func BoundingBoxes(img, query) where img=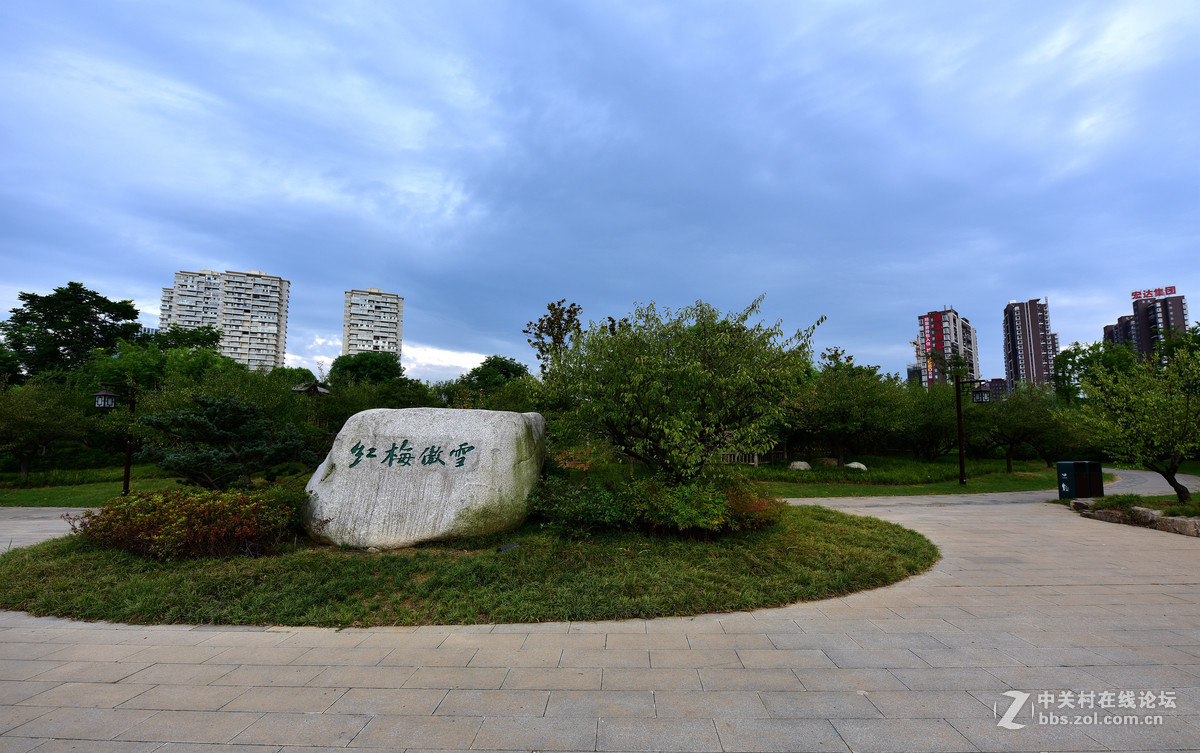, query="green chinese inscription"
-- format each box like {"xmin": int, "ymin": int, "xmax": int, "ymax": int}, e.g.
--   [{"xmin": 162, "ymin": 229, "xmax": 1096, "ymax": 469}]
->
[{"xmin": 348, "ymin": 439, "xmax": 476, "ymax": 470}]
